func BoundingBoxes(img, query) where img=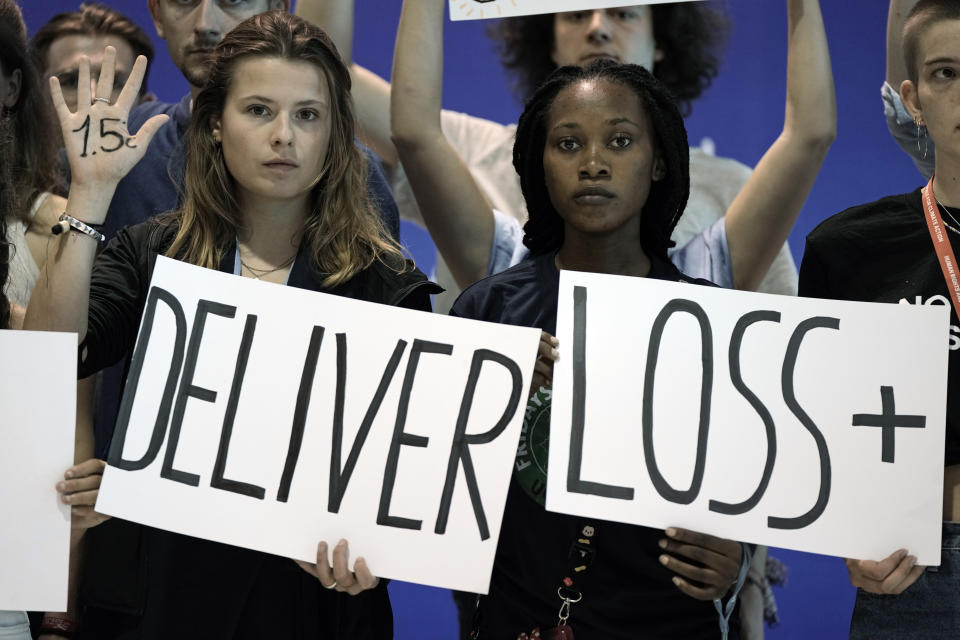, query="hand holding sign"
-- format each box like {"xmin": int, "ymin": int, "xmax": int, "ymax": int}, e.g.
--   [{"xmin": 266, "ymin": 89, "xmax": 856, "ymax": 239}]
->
[
  {"xmin": 531, "ymin": 331, "xmax": 560, "ymax": 397},
  {"xmin": 845, "ymin": 550, "xmax": 924, "ymax": 596},
  {"xmin": 659, "ymin": 527, "xmax": 743, "ymax": 600},
  {"xmin": 95, "ymin": 257, "xmax": 540, "ymax": 593},
  {"xmin": 295, "ymin": 539, "xmax": 381, "ymax": 595},
  {"xmin": 50, "ymin": 46, "xmax": 168, "ymax": 204},
  {"xmin": 56, "ymin": 459, "xmax": 110, "ymax": 530}
]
